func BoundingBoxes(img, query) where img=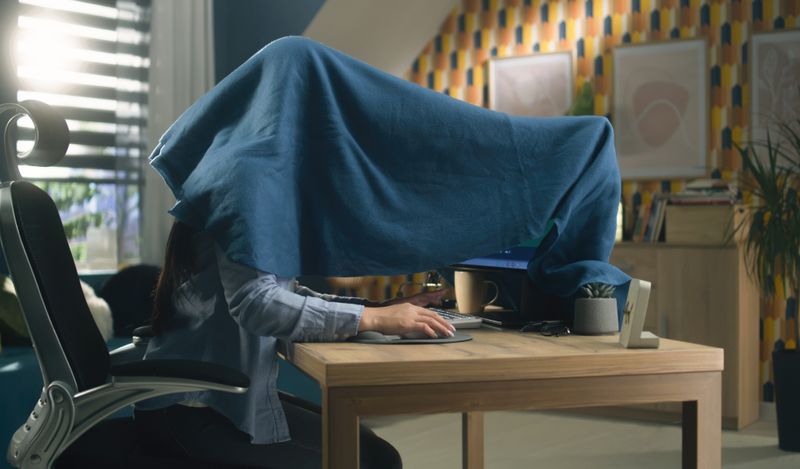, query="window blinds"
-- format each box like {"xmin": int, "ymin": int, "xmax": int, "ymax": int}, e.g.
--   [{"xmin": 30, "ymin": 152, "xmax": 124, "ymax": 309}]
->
[{"xmin": 15, "ymin": 0, "xmax": 150, "ymax": 184}]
